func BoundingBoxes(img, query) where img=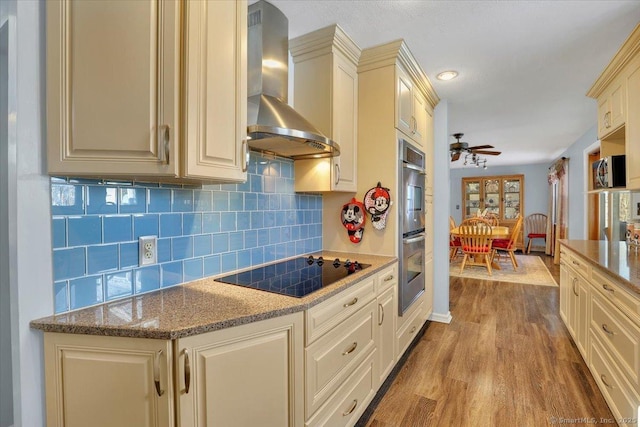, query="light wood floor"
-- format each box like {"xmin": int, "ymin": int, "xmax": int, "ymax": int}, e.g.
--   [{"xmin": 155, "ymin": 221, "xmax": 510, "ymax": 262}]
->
[{"xmin": 360, "ymin": 254, "xmax": 615, "ymax": 427}]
